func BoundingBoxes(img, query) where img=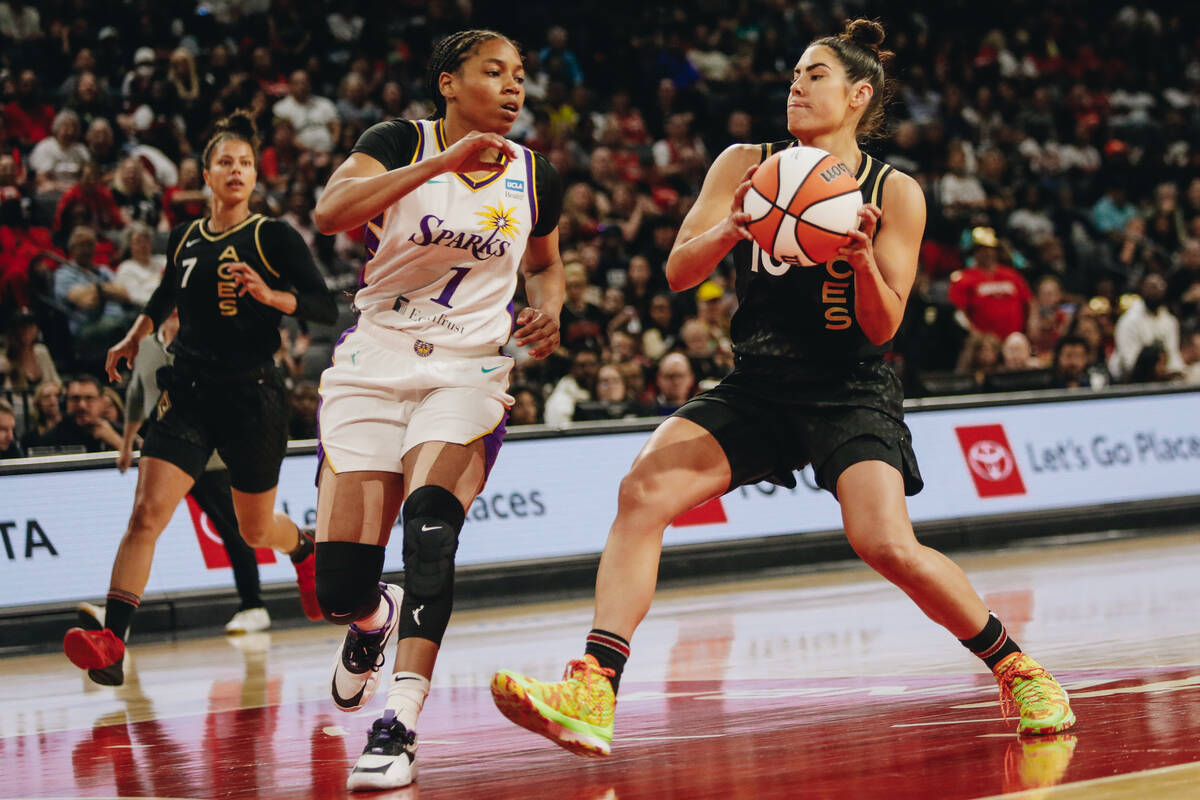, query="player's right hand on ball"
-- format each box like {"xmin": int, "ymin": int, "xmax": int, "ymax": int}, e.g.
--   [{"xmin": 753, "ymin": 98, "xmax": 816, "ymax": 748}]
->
[
  {"xmin": 437, "ymin": 131, "xmax": 518, "ymax": 175},
  {"xmin": 725, "ymin": 164, "xmax": 758, "ymax": 242},
  {"xmin": 105, "ymin": 336, "xmax": 139, "ymax": 382}
]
